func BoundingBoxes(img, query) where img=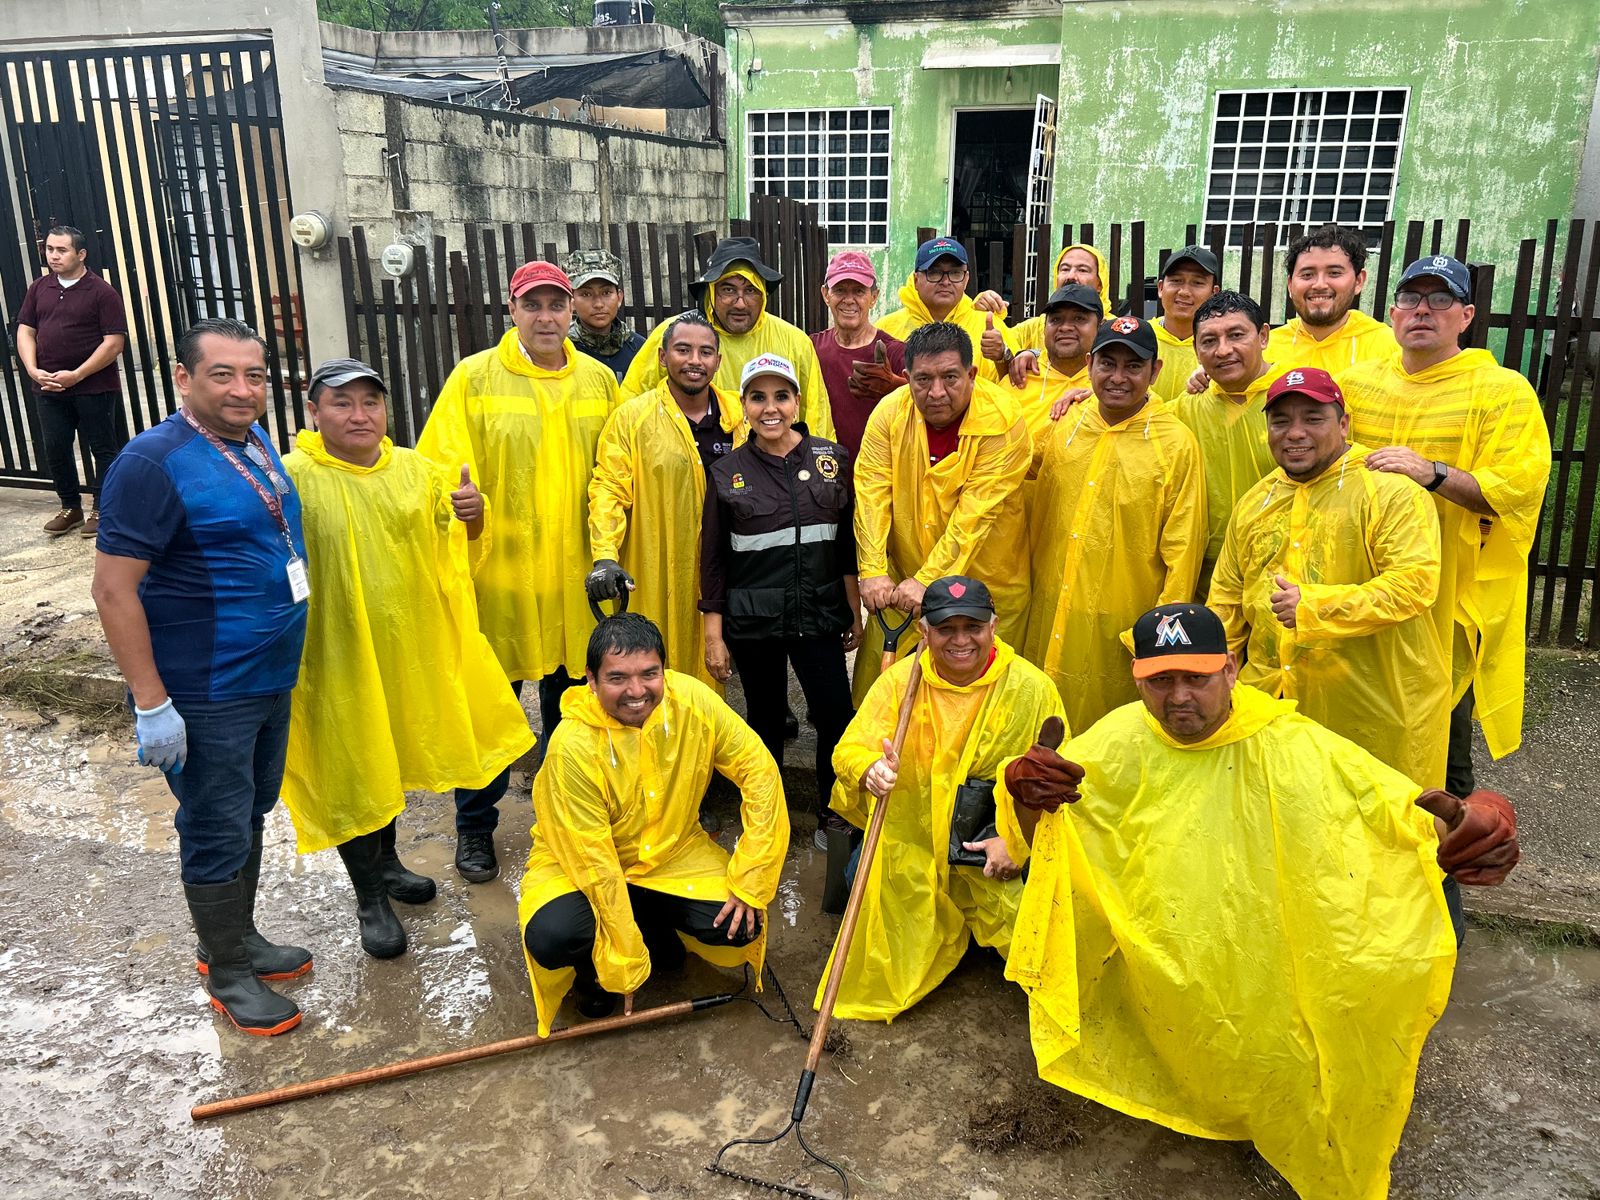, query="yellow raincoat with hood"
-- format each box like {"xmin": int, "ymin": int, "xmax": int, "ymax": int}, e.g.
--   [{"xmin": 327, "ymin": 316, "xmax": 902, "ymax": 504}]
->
[
  {"xmin": 1149, "ymin": 319, "xmax": 1202, "ymax": 403},
  {"xmin": 1169, "ymin": 361, "xmax": 1288, "ymax": 588},
  {"xmin": 819, "ymin": 642, "xmax": 1065, "ymax": 1022},
  {"xmin": 1208, "ymin": 443, "xmax": 1449, "ymax": 788},
  {"xmin": 1022, "ymin": 397, "xmax": 1206, "ymax": 734},
  {"xmin": 879, "ymin": 275, "xmax": 1014, "ymax": 383},
  {"xmin": 281, "ymin": 433, "xmax": 536, "ymax": 853},
  {"xmin": 999, "ymin": 684, "xmax": 1456, "ymax": 1200},
  {"xmin": 1343, "ymin": 348, "xmax": 1552, "ymax": 757},
  {"xmin": 516, "ymin": 671, "xmax": 790, "ymax": 1036},
  {"xmin": 1269, "ymin": 309, "xmax": 1397, "ymax": 376},
  {"xmin": 1009, "ymin": 245, "xmax": 1113, "ymax": 356},
  {"xmin": 589, "ymin": 382, "xmax": 745, "ymax": 688},
  {"xmin": 416, "ymin": 330, "xmax": 620, "ymax": 681},
  {"xmin": 620, "ymin": 269, "xmax": 833, "ymax": 438},
  {"xmin": 852, "ymin": 380, "xmax": 1032, "ymax": 705},
  {"xmin": 1000, "ymin": 359, "xmax": 1090, "ymax": 453}
]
